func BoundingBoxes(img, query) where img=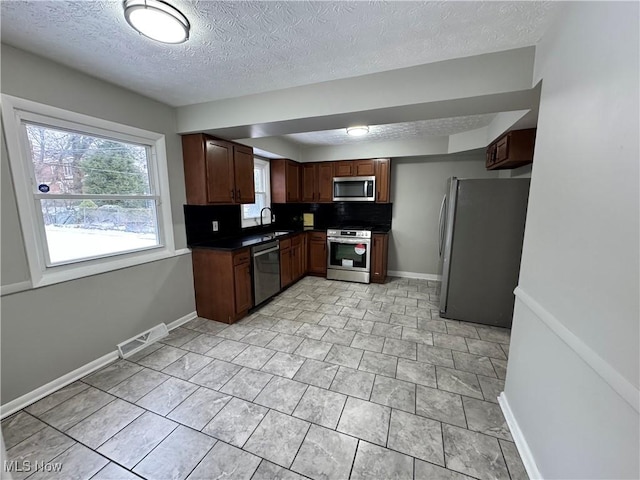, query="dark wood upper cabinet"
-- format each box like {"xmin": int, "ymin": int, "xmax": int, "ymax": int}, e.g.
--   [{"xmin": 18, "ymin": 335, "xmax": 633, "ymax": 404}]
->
[
  {"xmin": 301, "ymin": 162, "xmax": 334, "ymax": 203},
  {"xmin": 334, "ymin": 161, "xmax": 353, "ymax": 177},
  {"xmin": 486, "ymin": 128, "xmax": 536, "ymax": 170},
  {"xmin": 182, "ymin": 134, "xmax": 255, "ymax": 205},
  {"xmin": 271, "ymin": 159, "xmax": 300, "ymax": 203},
  {"xmin": 317, "ymin": 162, "xmax": 334, "ymax": 202},
  {"xmin": 353, "ymin": 159, "xmax": 375, "ymax": 176},
  {"xmin": 374, "ymin": 158, "xmax": 391, "ymax": 203},
  {"xmin": 233, "ymin": 144, "xmax": 256, "ymax": 204},
  {"xmin": 301, "ymin": 163, "xmax": 316, "ymax": 202}
]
